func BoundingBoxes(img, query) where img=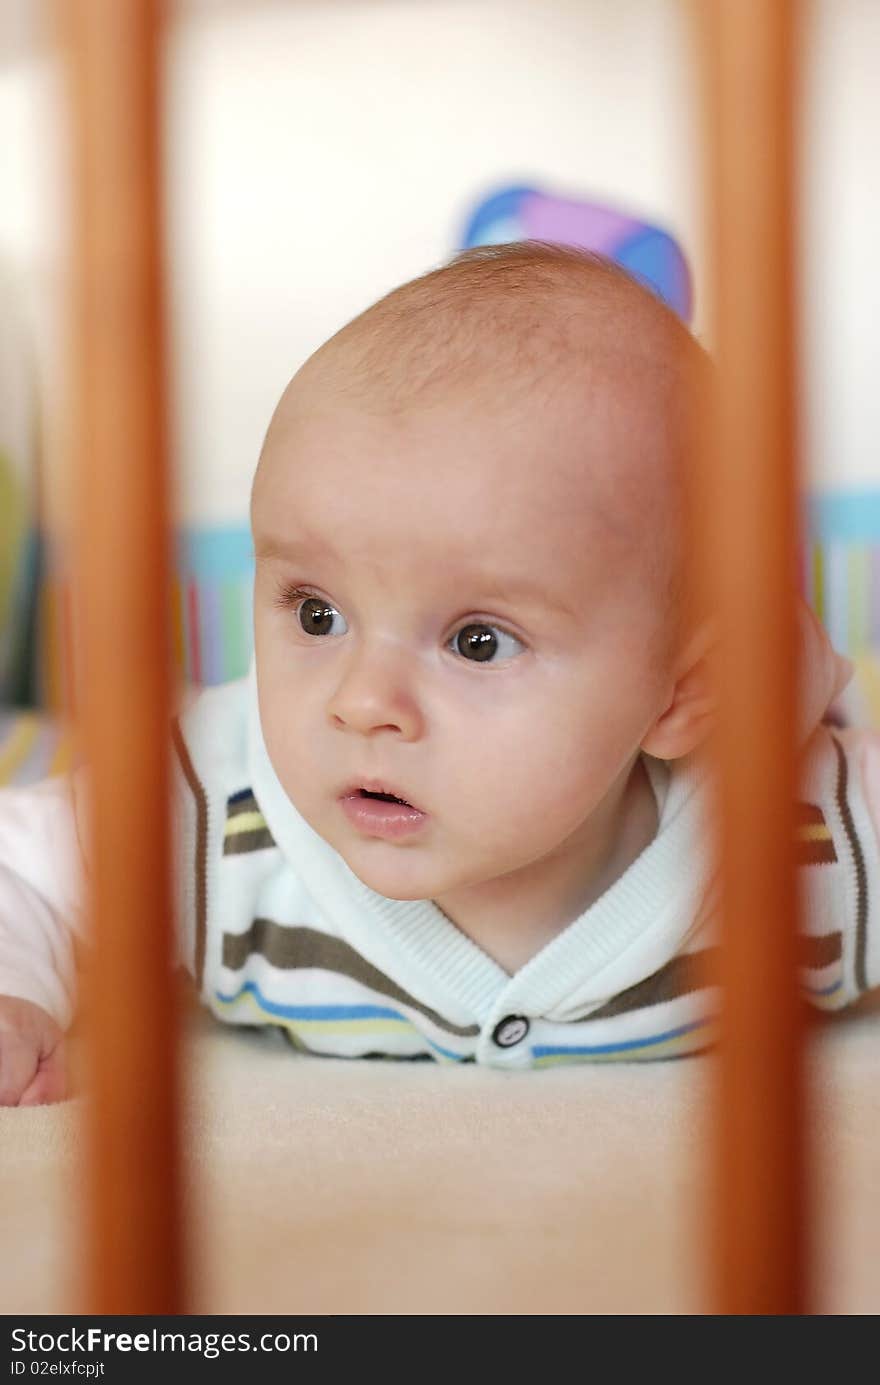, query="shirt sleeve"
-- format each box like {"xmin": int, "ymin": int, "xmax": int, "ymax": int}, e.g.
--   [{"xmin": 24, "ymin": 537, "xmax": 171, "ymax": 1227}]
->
[
  {"xmin": 0, "ymin": 771, "xmax": 88, "ymax": 1029},
  {"xmin": 0, "ymin": 685, "xmax": 210, "ymax": 1031}
]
